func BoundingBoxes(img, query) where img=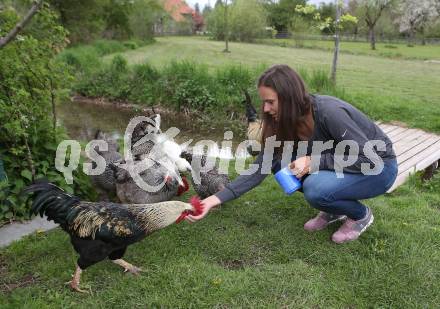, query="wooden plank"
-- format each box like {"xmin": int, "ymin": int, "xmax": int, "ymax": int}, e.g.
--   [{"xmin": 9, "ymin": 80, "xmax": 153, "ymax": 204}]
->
[
  {"xmin": 387, "ymin": 143, "xmax": 440, "ymax": 193},
  {"xmin": 377, "ymin": 121, "xmax": 440, "ymax": 192},
  {"xmin": 397, "ymin": 140, "xmax": 440, "ymax": 173},
  {"xmin": 397, "ymin": 136, "xmax": 440, "ymax": 164},
  {"xmin": 415, "ymin": 141, "xmax": 440, "ymax": 170},
  {"xmin": 394, "ymin": 133, "xmax": 435, "ymax": 156},
  {"xmin": 388, "ymin": 127, "xmax": 410, "ymax": 140},
  {"xmin": 391, "ymin": 128, "xmax": 424, "ymax": 144},
  {"xmin": 378, "ymin": 124, "xmax": 394, "ymax": 133},
  {"xmin": 379, "ymin": 124, "xmax": 400, "ymax": 134}
]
